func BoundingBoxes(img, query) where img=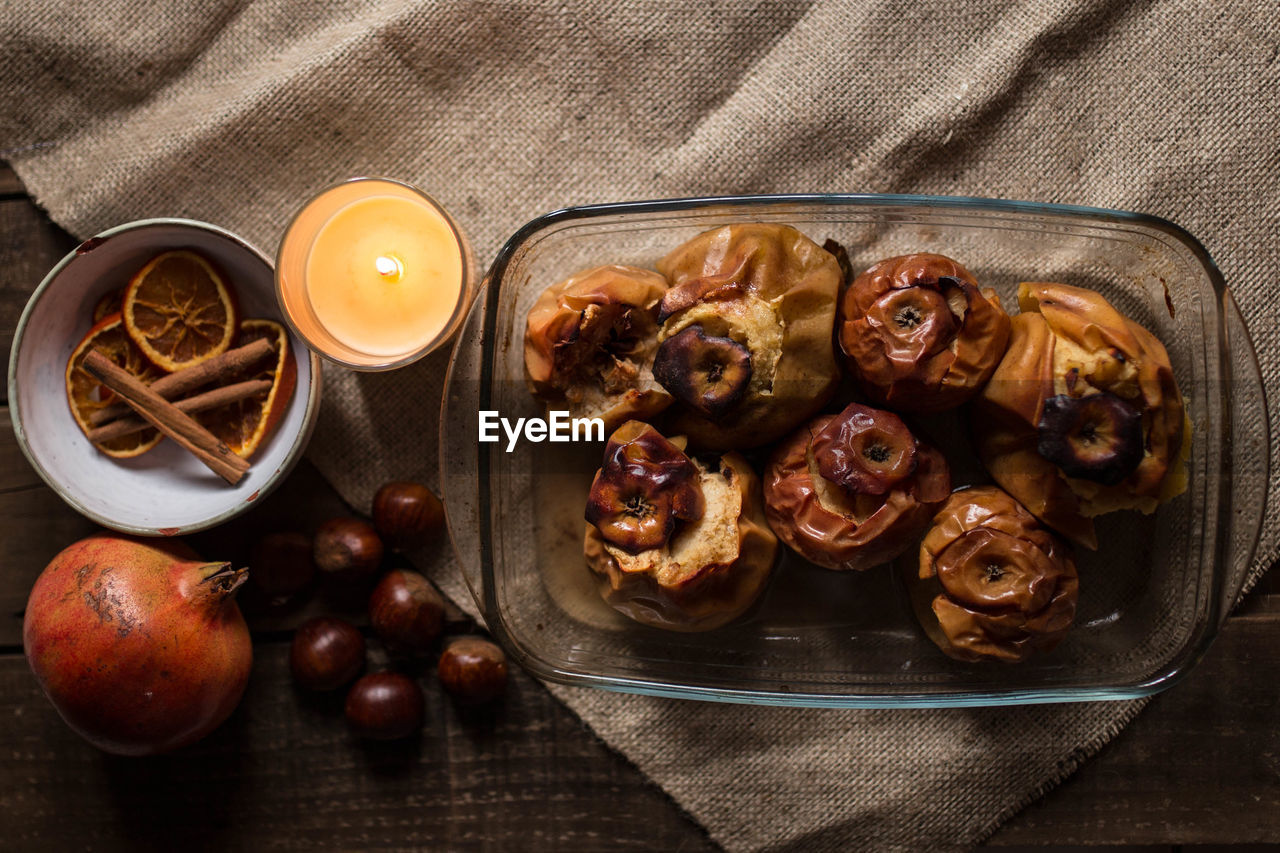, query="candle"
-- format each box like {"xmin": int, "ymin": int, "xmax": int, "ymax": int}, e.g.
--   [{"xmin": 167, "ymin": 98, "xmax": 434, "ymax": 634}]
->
[{"xmin": 276, "ymin": 178, "xmax": 474, "ymax": 370}]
